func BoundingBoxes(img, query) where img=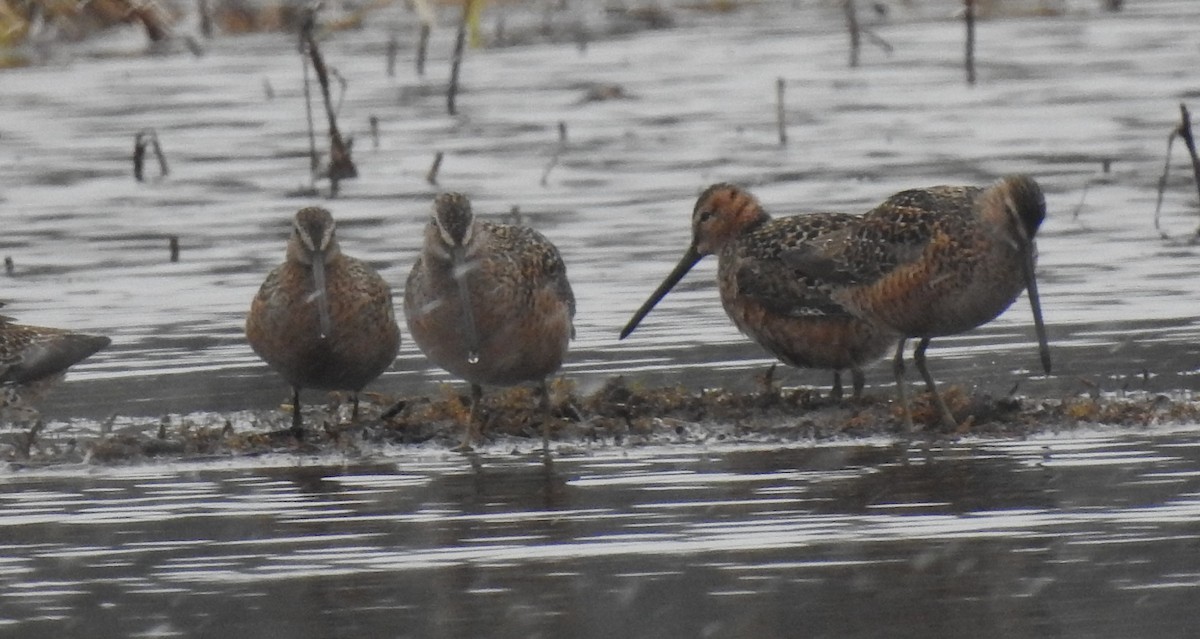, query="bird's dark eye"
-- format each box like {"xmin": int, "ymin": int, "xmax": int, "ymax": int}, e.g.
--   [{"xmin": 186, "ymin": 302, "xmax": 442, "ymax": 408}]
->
[{"xmin": 698, "ymin": 210, "xmax": 715, "ymax": 223}]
